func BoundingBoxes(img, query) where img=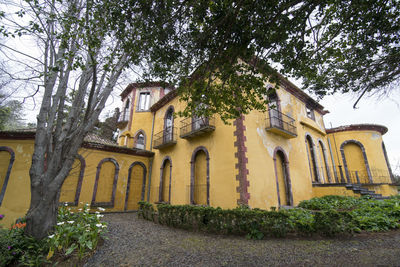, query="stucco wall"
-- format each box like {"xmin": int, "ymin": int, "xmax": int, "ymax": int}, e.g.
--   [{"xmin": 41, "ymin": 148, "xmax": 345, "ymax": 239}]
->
[
  {"xmin": 0, "ymin": 139, "xmax": 151, "ymax": 227},
  {"xmin": 148, "ymin": 97, "xmax": 238, "ymax": 209}
]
